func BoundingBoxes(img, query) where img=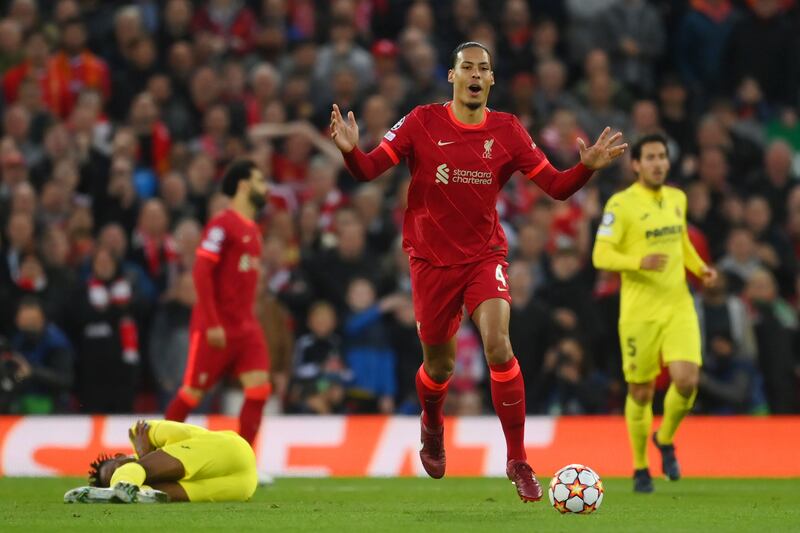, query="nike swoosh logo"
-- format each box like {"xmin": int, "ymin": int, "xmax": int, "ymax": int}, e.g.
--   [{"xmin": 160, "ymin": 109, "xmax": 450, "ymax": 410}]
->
[
  {"xmin": 502, "ymin": 399, "xmax": 522, "ymax": 407},
  {"xmin": 497, "ymin": 287, "xmax": 508, "ymax": 292},
  {"xmin": 437, "ymin": 140, "xmax": 455, "ymax": 146}
]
